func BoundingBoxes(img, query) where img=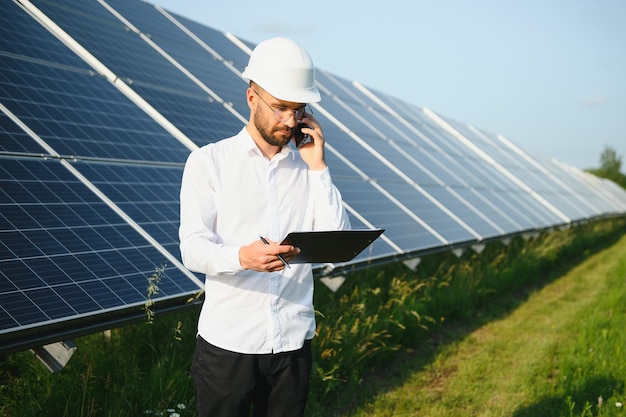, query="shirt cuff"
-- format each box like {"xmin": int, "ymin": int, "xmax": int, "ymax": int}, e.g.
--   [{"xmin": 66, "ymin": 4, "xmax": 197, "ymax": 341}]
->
[
  {"xmin": 220, "ymin": 245, "xmax": 244, "ymax": 274},
  {"xmin": 308, "ymin": 166, "xmax": 331, "ymax": 186}
]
